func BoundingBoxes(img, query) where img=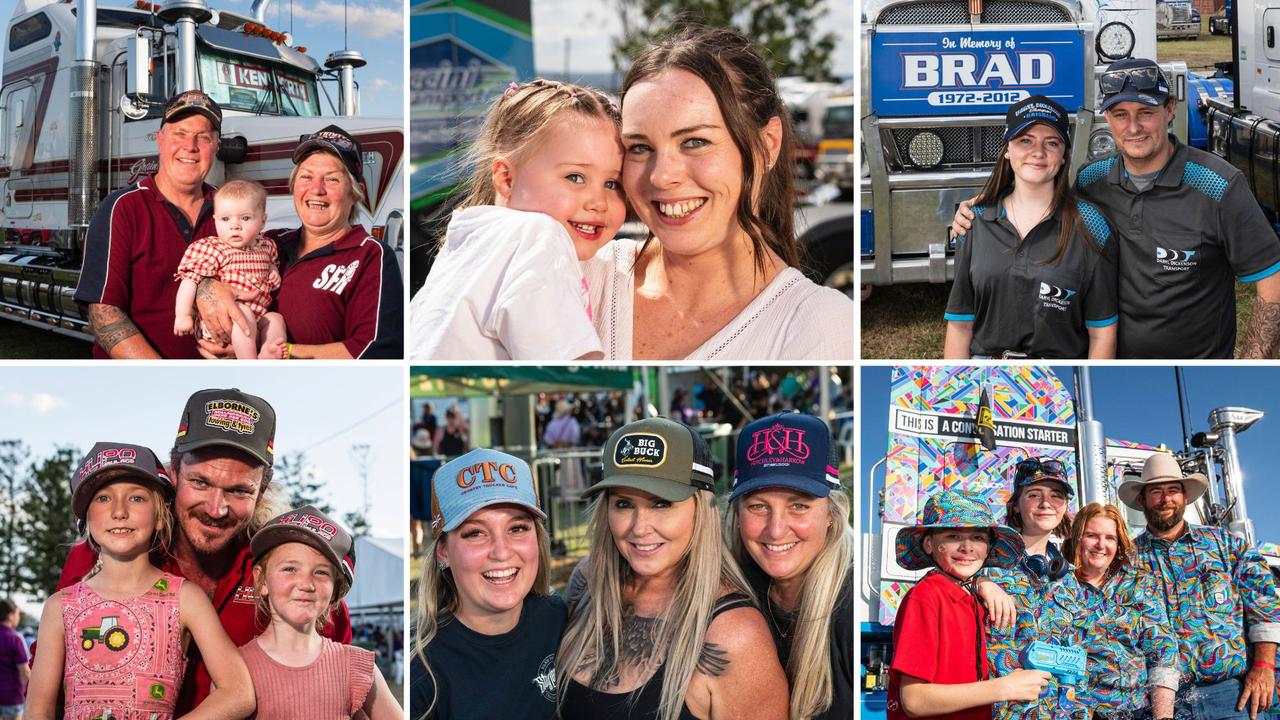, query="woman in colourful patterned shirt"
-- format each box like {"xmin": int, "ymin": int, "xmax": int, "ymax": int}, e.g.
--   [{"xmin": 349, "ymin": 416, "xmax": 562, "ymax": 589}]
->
[{"xmin": 1063, "ymin": 503, "xmax": 1179, "ymax": 719}]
